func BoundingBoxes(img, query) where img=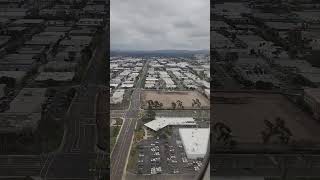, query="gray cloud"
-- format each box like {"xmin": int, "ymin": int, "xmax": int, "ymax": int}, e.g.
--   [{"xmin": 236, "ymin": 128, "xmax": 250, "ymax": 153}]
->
[
  {"xmin": 111, "ymin": 0, "xmax": 209, "ymax": 51},
  {"xmin": 173, "ymin": 20, "xmax": 194, "ymax": 28}
]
